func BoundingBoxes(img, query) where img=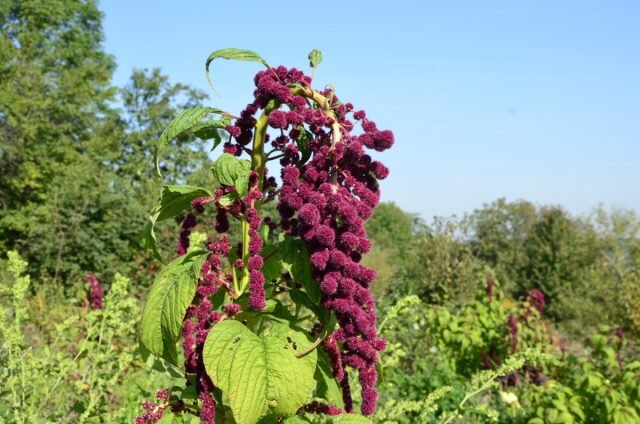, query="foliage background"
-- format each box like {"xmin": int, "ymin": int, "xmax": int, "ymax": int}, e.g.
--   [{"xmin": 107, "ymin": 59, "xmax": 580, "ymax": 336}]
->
[{"xmin": 1, "ymin": 0, "xmax": 639, "ymax": 422}]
